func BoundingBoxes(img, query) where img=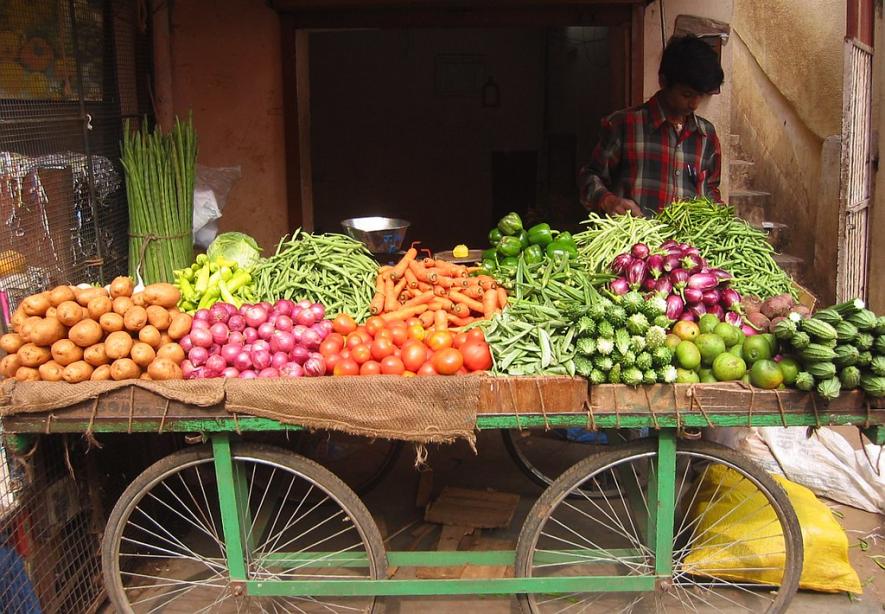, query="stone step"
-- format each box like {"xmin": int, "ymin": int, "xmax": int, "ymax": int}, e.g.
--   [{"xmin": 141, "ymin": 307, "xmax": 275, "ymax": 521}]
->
[
  {"xmin": 755, "ymin": 221, "xmax": 790, "ymax": 252},
  {"xmin": 729, "ymin": 189, "xmax": 770, "ymax": 225},
  {"xmin": 774, "ymin": 253, "xmax": 804, "ymax": 281},
  {"xmin": 729, "ymin": 159, "xmax": 755, "ymax": 191}
]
